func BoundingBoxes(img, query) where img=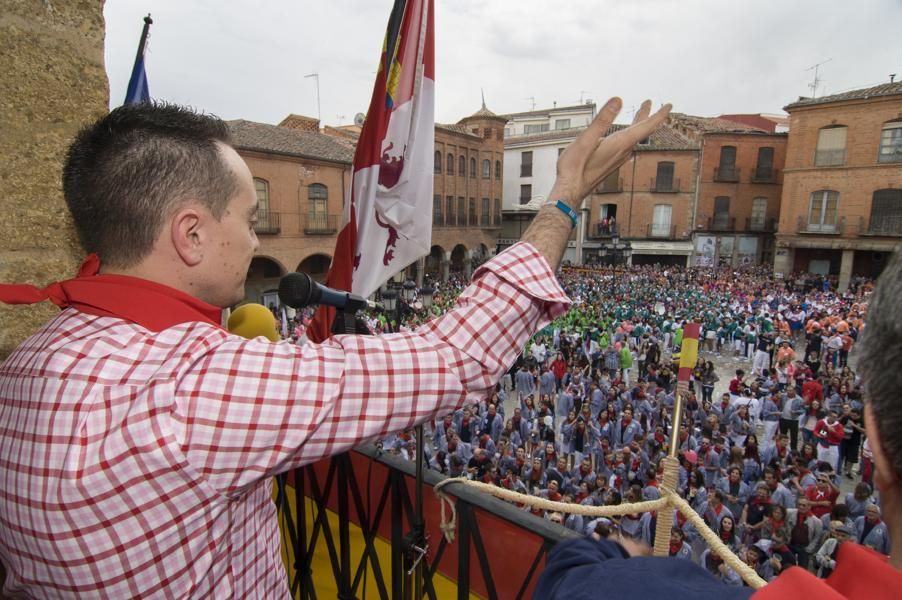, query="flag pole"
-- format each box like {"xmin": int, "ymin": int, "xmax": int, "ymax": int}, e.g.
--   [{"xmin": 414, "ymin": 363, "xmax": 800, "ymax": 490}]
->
[{"xmin": 133, "ymin": 14, "xmax": 153, "ymax": 68}]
